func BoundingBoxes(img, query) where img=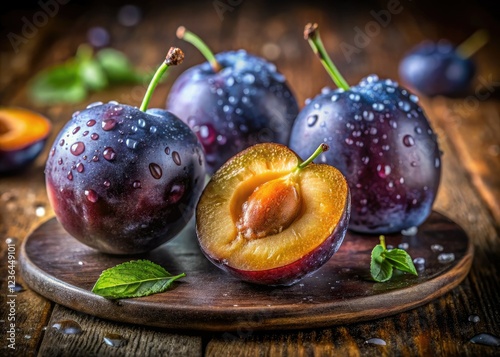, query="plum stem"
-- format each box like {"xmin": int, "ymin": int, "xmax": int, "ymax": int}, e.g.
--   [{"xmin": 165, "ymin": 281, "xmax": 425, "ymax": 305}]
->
[
  {"xmin": 297, "ymin": 143, "xmax": 329, "ymax": 170},
  {"xmin": 177, "ymin": 26, "xmax": 221, "ymax": 72},
  {"xmin": 140, "ymin": 47, "xmax": 184, "ymax": 112},
  {"xmin": 379, "ymin": 235, "xmax": 387, "ymax": 250},
  {"xmin": 456, "ymin": 29, "xmax": 489, "ymax": 59},
  {"xmin": 304, "ymin": 23, "xmax": 350, "ymax": 91}
]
